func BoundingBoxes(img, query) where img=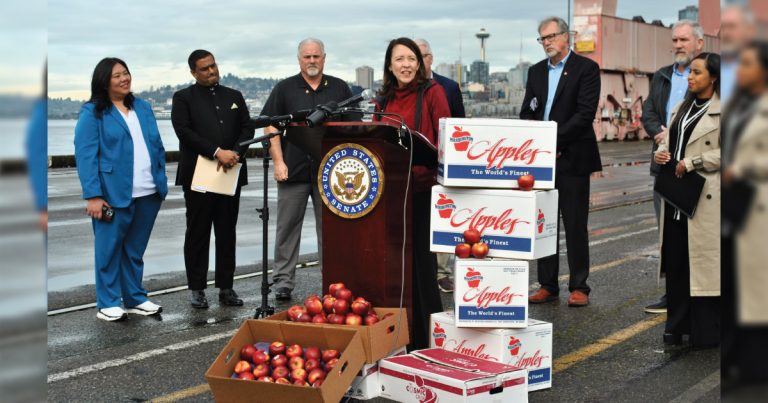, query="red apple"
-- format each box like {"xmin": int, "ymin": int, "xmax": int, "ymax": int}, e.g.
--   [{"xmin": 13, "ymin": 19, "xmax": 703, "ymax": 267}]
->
[
  {"xmin": 304, "ymin": 346, "xmax": 321, "ymax": 361},
  {"xmin": 327, "ymin": 313, "xmax": 345, "ymax": 325},
  {"xmin": 289, "ymin": 356, "xmax": 305, "ymax": 370},
  {"xmin": 334, "ymin": 287, "xmax": 353, "ymax": 302},
  {"xmin": 364, "ymin": 314, "xmax": 380, "ymax": 326},
  {"xmin": 322, "ymin": 349, "xmax": 339, "ymax": 362},
  {"xmin": 294, "ymin": 311, "xmax": 312, "ymax": 322},
  {"xmin": 517, "ymin": 174, "xmax": 535, "ymax": 191},
  {"xmin": 234, "ymin": 360, "xmax": 253, "ymax": 374},
  {"xmin": 252, "ymin": 363, "xmax": 270, "ymax": 378},
  {"xmin": 291, "ymin": 367, "xmax": 307, "ymax": 382},
  {"xmin": 275, "ymin": 377, "xmax": 291, "ymax": 385},
  {"xmin": 332, "ymin": 299, "xmax": 349, "ymax": 315},
  {"xmin": 311, "ymin": 314, "xmax": 327, "ymax": 323},
  {"xmin": 324, "ymin": 358, "xmax": 339, "ymax": 371},
  {"xmin": 287, "ymin": 305, "xmax": 306, "ymax": 321},
  {"xmin": 305, "ymin": 294, "xmax": 321, "ymax": 302},
  {"xmin": 463, "ymin": 228, "xmax": 481, "ymax": 244},
  {"xmin": 345, "ymin": 313, "xmax": 362, "ymax": 326},
  {"xmin": 304, "ymin": 297, "xmax": 324, "ymax": 315},
  {"xmin": 305, "ymin": 358, "xmax": 321, "ymax": 372},
  {"xmin": 455, "ymin": 243, "xmax": 472, "ymax": 258},
  {"xmin": 268, "ymin": 341, "xmax": 285, "ymax": 356},
  {"xmin": 285, "ymin": 344, "xmax": 303, "ymax": 359},
  {"xmin": 307, "ymin": 368, "xmax": 326, "ymax": 384},
  {"xmin": 240, "ymin": 344, "xmax": 256, "ymax": 362},
  {"xmin": 293, "ymin": 379, "xmax": 308, "ymax": 387},
  {"xmin": 270, "ymin": 354, "xmax": 287, "ymax": 368},
  {"xmin": 238, "ymin": 371, "xmax": 255, "ymax": 381},
  {"xmin": 272, "ymin": 365, "xmax": 289, "ymax": 380},
  {"xmin": 328, "ymin": 282, "xmax": 346, "ymax": 297},
  {"xmin": 312, "ymin": 379, "xmax": 324, "ymax": 388},
  {"xmin": 257, "ymin": 376, "xmax": 274, "ymax": 383},
  {"xmin": 252, "ymin": 350, "xmax": 270, "ymax": 365},
  {"xmin": 322, "ymin": 295, "xmax": 336, "ymax": 314},
  {"xmin": 350, "ymin": 300, "xmax": 371, "ymax": 316},
  {"xmin": 471, "ymin": 242, "xmax": 490, "ymax": 259}
]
